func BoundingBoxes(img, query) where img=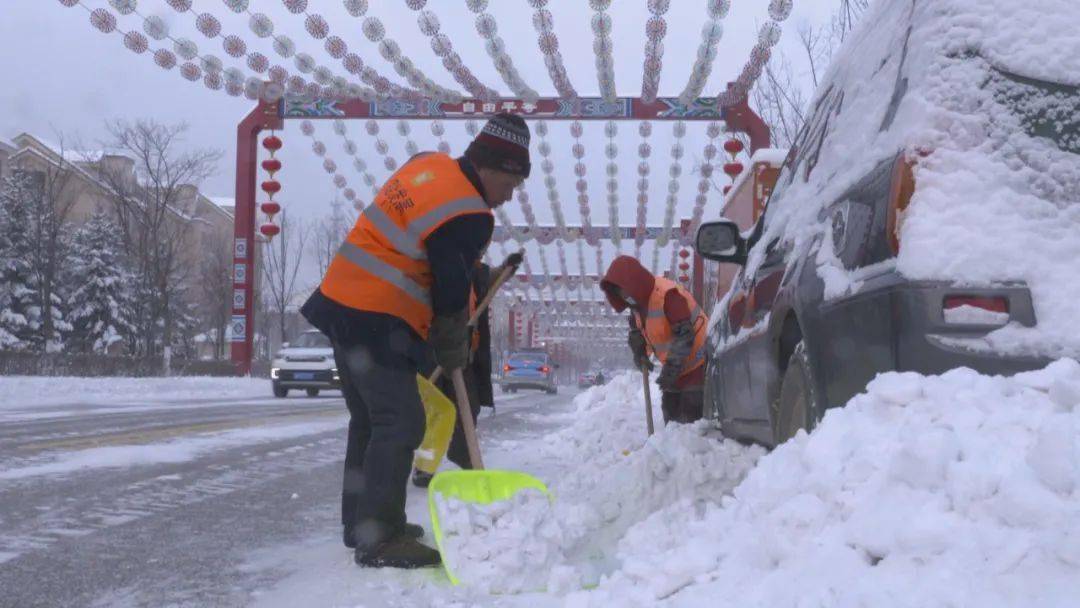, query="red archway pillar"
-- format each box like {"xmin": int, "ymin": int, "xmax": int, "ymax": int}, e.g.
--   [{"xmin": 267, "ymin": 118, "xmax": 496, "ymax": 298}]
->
[{"xmin": 231, "ymin": 100, "xmax": 282, "ymax": 376}]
